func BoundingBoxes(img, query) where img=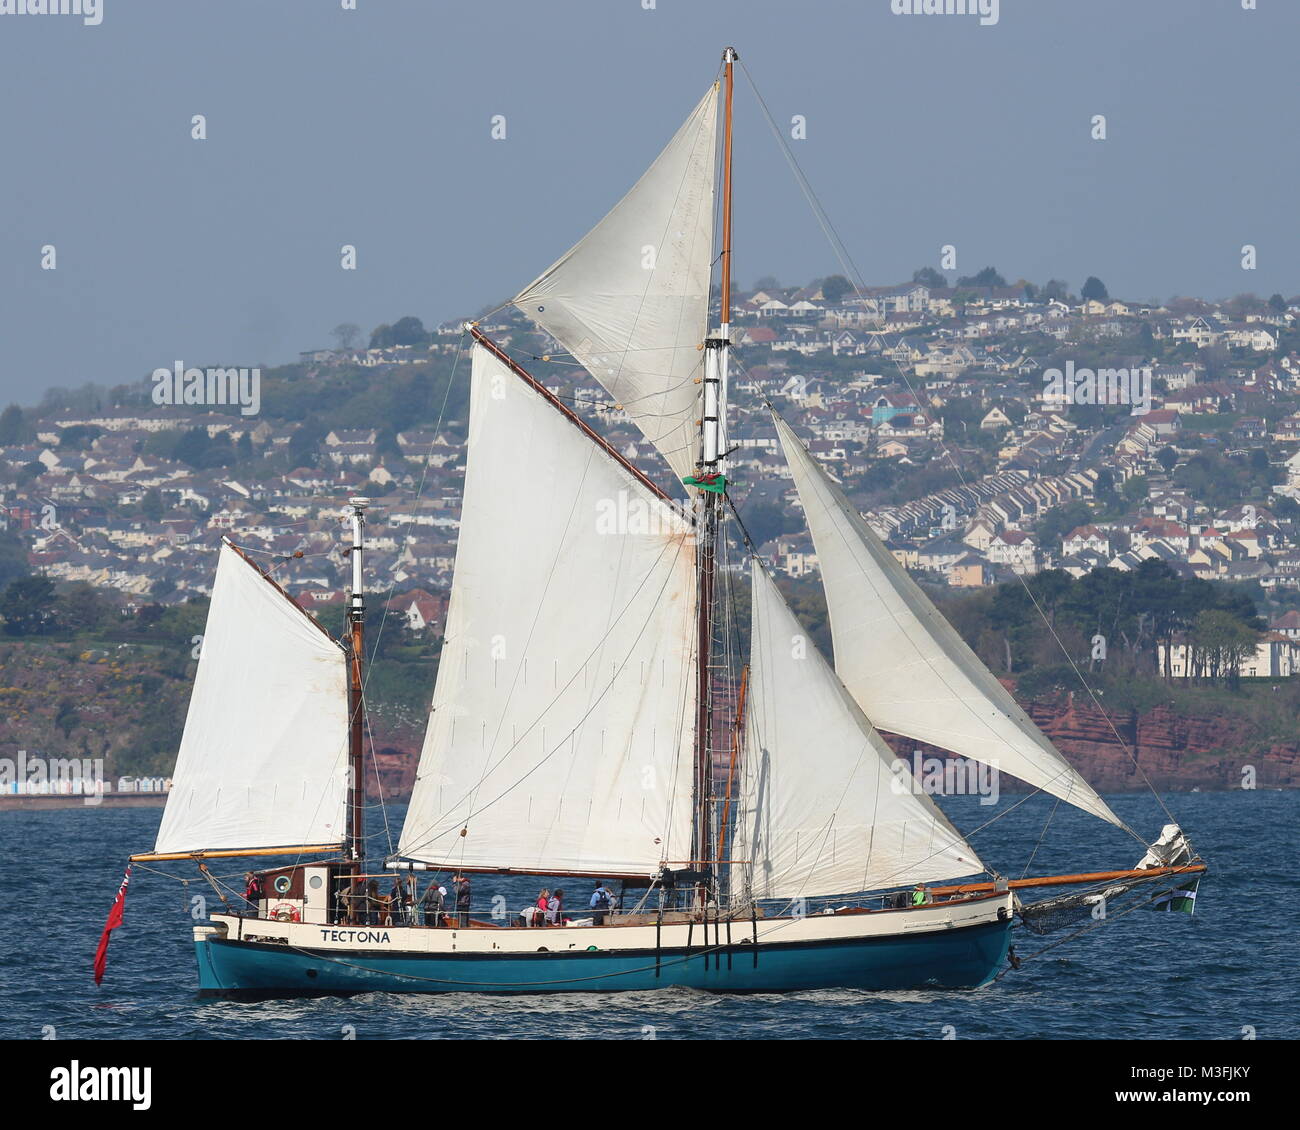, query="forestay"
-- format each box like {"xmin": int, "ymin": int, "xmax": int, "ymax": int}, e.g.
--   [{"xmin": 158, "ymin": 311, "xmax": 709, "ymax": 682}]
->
[
  {"xmin": 513, "ymin": 86, "xmax": 718, "ymax": 483},
  {"xmin": 154, "ymin": 542, "xmax": 350, "ymax": 854},
  {"xmin": 397, "ymin": 345, "xmax": 698, "ymax": 875},
  {"xmin": 774, "ymin": 413, "xmax": 1122, "ymax": 828},
  {"xmin": 736, "ymin": 563, "xmax": 984, "ymax": 901}
]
